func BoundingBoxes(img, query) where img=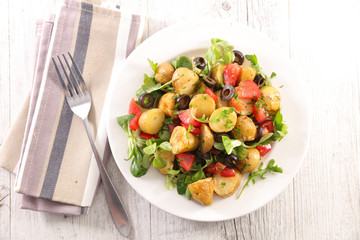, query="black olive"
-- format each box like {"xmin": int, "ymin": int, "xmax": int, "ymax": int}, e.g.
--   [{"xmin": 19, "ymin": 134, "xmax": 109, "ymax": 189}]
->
[
  {"xmin": 196, "ymin": 151, "xmax": 210, "ymax": 160},
  {"xmin": 233, "ymin": 50, "xmax": 245, "ymax": 65},
  {"xmin": 221, "ymin": 84, "xmax": 235, "ymax": 101},
  {"xmin": 255, "ymin": 126, "xmax": 264, "ymax": 142},
  {"xmin": 175, "ymin": 94, "xmax": 190, "ymax": 110},
  {"xmin": 138, "ymin": 93, "xmax": 154, "ymax": 108},
  {"xmin": 201, "ymin": 76, "xmax": 217, "ymax": 89},
  {"xmin": 214, "ymin": 132, "xmax": 231, "ymax": 143},
  {"xmin": 193, "ymin": 57, "xmax": 206, "ymax": 70},
  {"xmin": 254, "ymin": 74, "xmax": 265, "ymax": 88},
  {"xmin": 223, "ymin": 154, "xmax": 239, "ymax": 169}
]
